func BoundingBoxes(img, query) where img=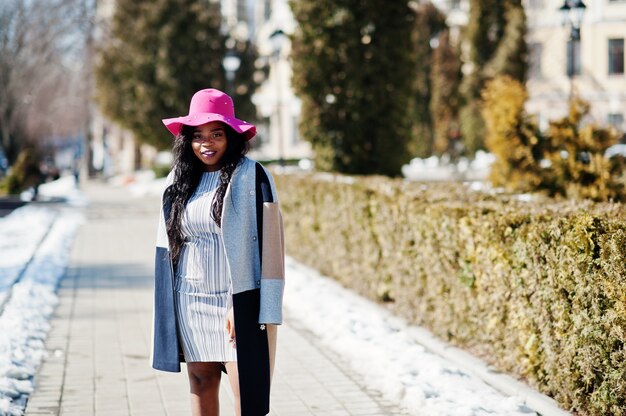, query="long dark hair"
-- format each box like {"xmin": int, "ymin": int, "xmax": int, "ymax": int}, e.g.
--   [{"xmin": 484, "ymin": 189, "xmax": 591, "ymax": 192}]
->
[{"xmin": 166, "ymin": 123, "xmax": 249, "ymax": 264}]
